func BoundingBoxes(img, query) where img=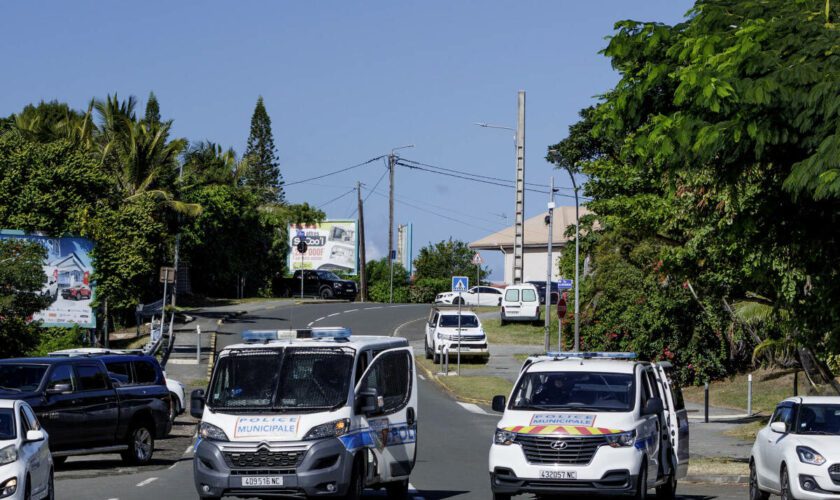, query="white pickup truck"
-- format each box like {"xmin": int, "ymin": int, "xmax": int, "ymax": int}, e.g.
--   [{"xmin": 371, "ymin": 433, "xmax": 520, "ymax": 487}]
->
[{"xmin": 424, "ymin": 308, "xmax": 489, "ymax": 364}]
